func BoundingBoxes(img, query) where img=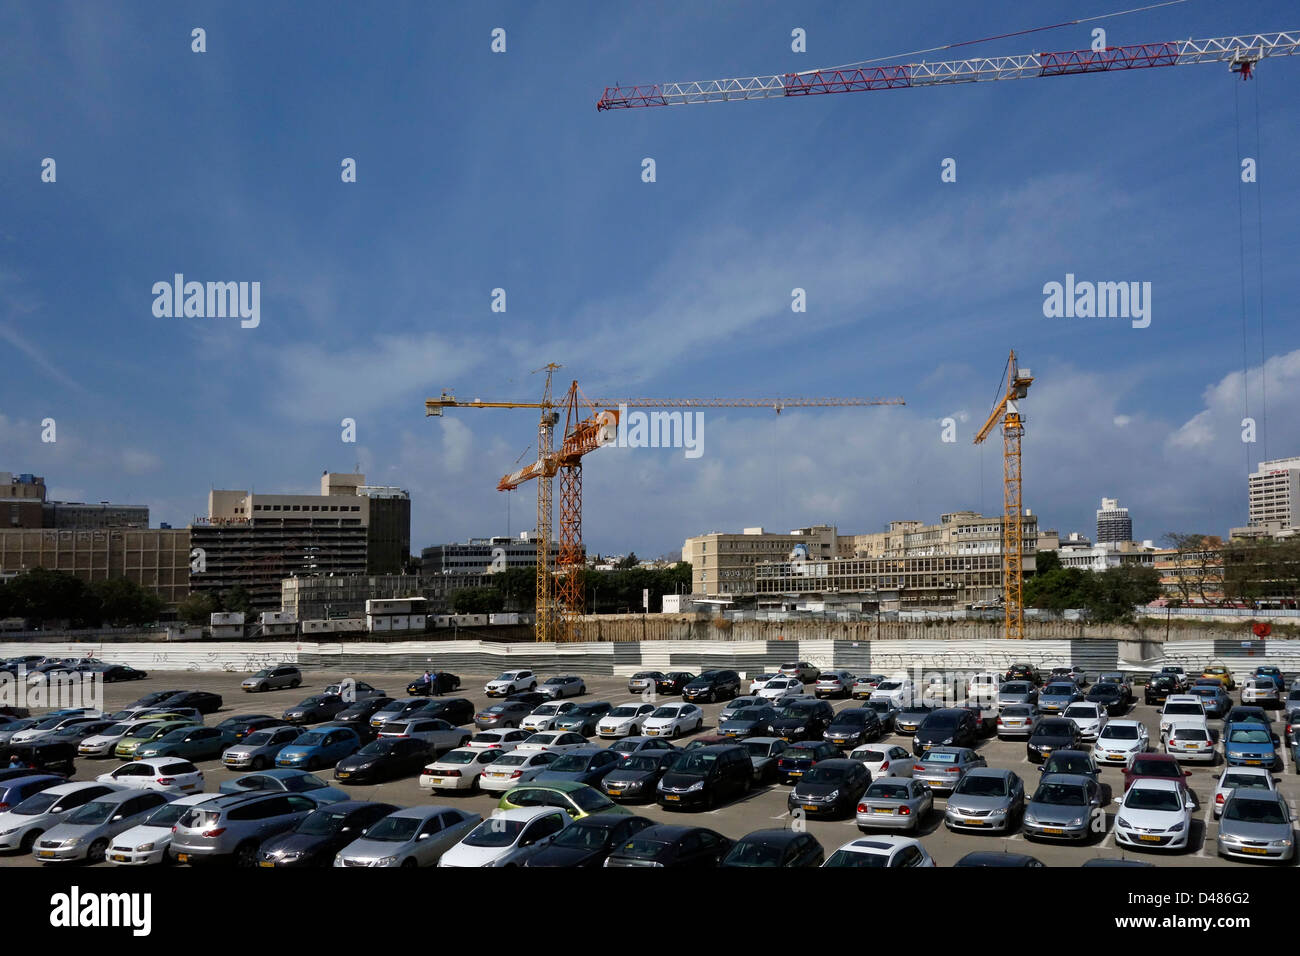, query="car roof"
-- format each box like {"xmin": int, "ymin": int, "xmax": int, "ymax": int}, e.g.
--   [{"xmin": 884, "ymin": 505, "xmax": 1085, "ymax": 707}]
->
[
  {"xmin": 963, "ymin": 766, "xmax": 1013, "ymax": 778},
  {"xmin": 1037, "ymin": 773, "xmax": 1095, "ymax": 786},
  {"xmin": 512, "ymin": 779, "xmax": 590, "ymax": 792},
  {"xmin": 734, "ymin": 828, "xmax": 806, "ymax": 846},
  {"xmin": 629, "ymin": 823, "xmax": 707, "ymax": 840},
  {"xmin": 1105, "ymin": 719, "xmax": 1145, "ymax": 728},
  {"xmin": 1225, "ymin": 789, "xmax": 1283, "ymax": 804},
  {"xmin": 955, "ymin": 851, "xmax": 1039, "ymax": 865},
  {"xmin": 839, "ymin": 835, "xmax": 919, "ymax": 852},
  {"xmin": 491, "ymin": 805, "xmax": 561, "ymax": 822},
  {"xmin": 95, "ymin": 787, "xmax": 162, "ymax": 805},
  {"xmin": 1127, "ymin": 777, "xmax": 1182, "ymax": 792}
]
